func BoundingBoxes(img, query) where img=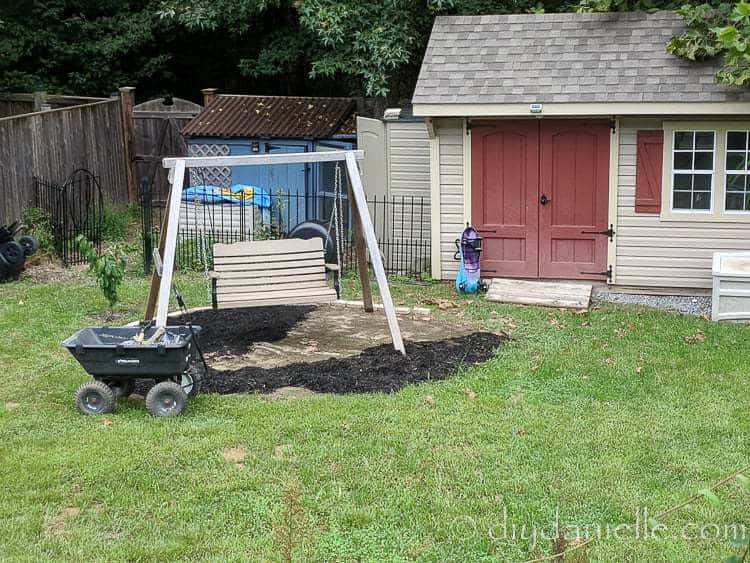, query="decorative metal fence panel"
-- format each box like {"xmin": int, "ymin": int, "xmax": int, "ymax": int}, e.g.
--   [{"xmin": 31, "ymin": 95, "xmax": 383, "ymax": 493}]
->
[
  {"xmin": 34, "ymin": 169, "xmax": 104, "ymax": 265},
  {"xmin": 139, "ymin": 174, "xmax": 431, "ymax": 280}
]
